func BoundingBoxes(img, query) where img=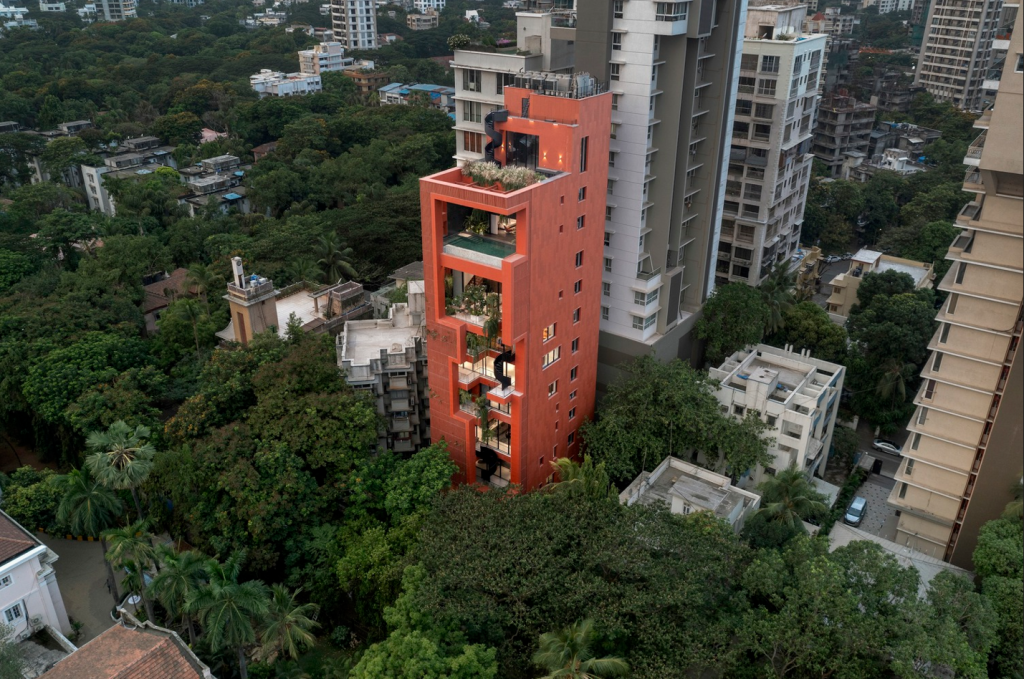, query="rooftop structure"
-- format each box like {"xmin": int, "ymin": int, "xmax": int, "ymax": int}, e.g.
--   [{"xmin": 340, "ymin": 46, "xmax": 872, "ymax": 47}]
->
[
  {"xmin": 826, "ymin": 248, "xmax": 934, "ymax": 320},
  {"xmin": 43, "ymin": 609, "xmax": 212, "ymax": 679},
  {"xmin": 888, "ymin": 9, "xmax": 1023, "ymax": 566},
  {"xmin": 378, "ymin": 82, "xmax": 456, "ymax": 112},
  {"xmin": 420, "ymin": 84, "xmax": 611, "ymax": 491},
  {"xmin": 339, "ymin": 282, "xmax": 430, "ymax": 452},
  {"xmin": 250, "ymin": 69, "xmax": 323, "ymax": 98},
  {"xmin": 619, "ymin": 456, "xmax": 761, "ymax": 530},
  {"xmin": 218, "ymin": 257, "xmax": 371, "ymax": 345},
  {"xmin": 711, "ymin": 344, "xmax": 846, "ymax": 485}
]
